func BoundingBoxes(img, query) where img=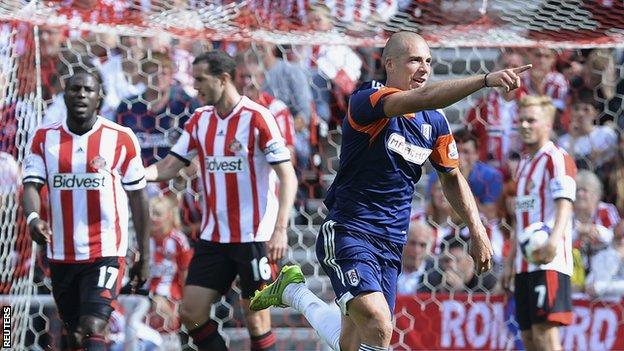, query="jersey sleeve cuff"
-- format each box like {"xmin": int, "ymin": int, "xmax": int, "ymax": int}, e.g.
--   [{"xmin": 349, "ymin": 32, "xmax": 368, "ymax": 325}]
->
[
  {"xmin": 168, "ymin": 151, "xmax": 191, "ymax": 166},
  {"xmin": 22, "ymin": 175, "xmax": 46, "ymax": 184},
  {"xmin": 268, "ymin": 159, "xmax": 291, "ymax": 165},
  {"xmin": 122, "ymin": 176, "xmax": 147, "ymax": 191}
]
